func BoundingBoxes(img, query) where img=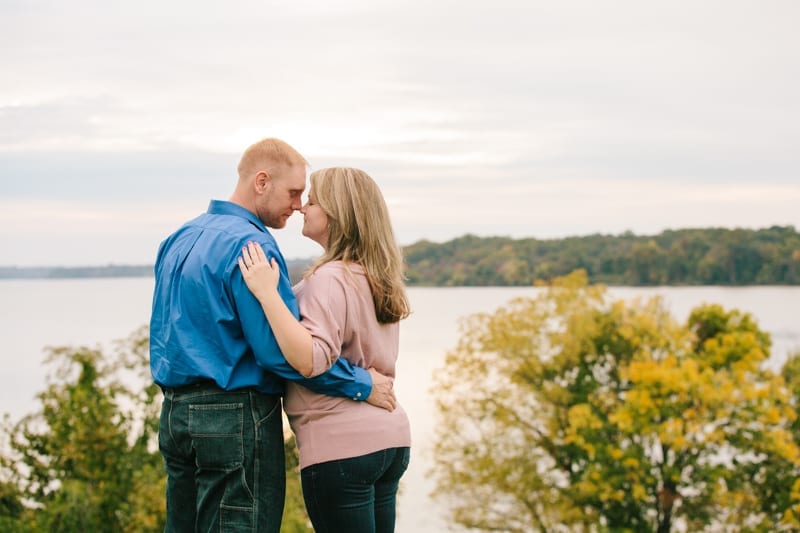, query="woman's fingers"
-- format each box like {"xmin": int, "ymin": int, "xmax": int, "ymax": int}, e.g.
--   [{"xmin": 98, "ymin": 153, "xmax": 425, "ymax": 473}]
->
[
  {"xmin": 241, "ymin": 245, "xmax": 253, "ymax": 266},
  {"xmin": 244, "ymin": 241, "xmax": 270, "ymax": 267},
  {"xmin": 247, "ymin": 242, "xmax": 262, "ymax": 264},
  {"xmin": 242, "ymin": 242, "xmax": 278, "ymax": 273},
  {"xmin": 255, "ymin": 242, "xmax": 267, "ymax": 261}
]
